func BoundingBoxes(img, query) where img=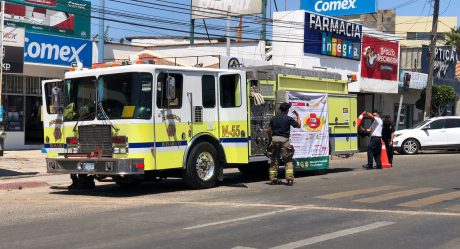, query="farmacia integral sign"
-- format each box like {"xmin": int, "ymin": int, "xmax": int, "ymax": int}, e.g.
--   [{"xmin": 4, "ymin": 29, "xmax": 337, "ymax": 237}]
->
[{"xmin": 304, "ymin": 12, "xmax": 362, "ymax": 60}]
